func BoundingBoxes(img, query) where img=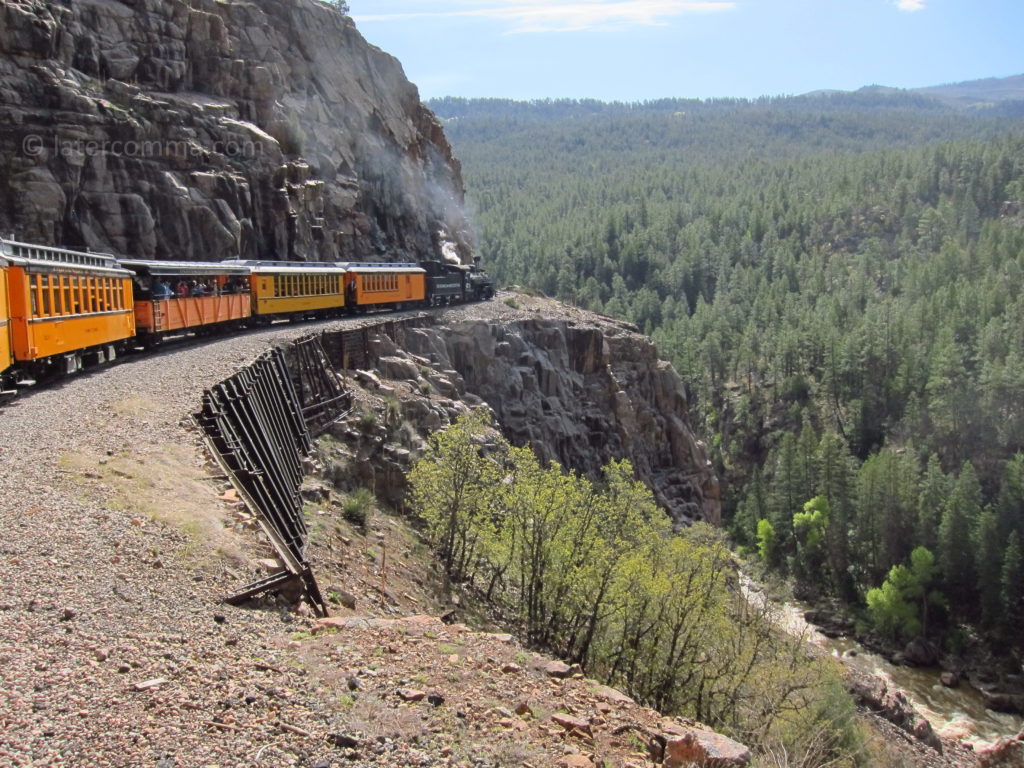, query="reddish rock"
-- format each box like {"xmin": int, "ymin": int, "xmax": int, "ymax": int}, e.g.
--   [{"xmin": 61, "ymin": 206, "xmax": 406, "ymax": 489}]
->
[
  {"xmin": 590, "ymin": 683, "xmax": 635, "ymax": 706},
  {"xmin": 396, "ymin": 688, "xmax": 426, "ymax": 702},
  {"xmin": 515, "ymin": 701, "xmax": 534, "ymax": 718},
  {"xmin": 131, "ymin": 678, "xmax": 169, "ymax": 692},
  {"xmin": 557, "ymin": 755, "xmax": 594, "ymax": 767},
  {"xmin": 978, "ymin": 733, "xmax": 1024, "ymax": 768},
  {"xmin": 545, "ymin": 660, "xmax": 572, "ymax": 679},
  {"xmin": 552, "ymin": 713, "xmax": 591, "ymax": 735},
  {"xmin": 664, "ymin": 728, "xmax": 751, "ymax": 767}
]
